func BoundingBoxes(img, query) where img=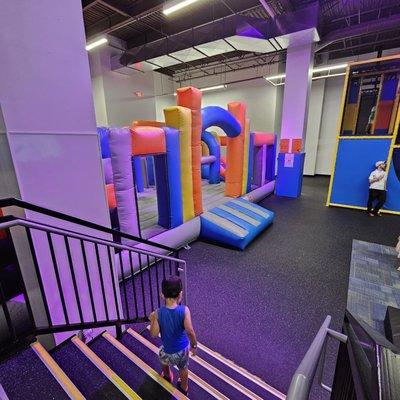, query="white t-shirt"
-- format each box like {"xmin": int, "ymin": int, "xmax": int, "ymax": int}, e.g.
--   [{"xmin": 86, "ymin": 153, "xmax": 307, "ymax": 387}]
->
[{"xmin": 369, "ymin": 169, "xmax": 387, "ymax": 190}]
